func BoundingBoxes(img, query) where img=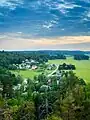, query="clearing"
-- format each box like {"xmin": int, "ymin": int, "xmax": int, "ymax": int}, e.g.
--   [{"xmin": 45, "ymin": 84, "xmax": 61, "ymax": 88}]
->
[{"xmin": 48, "ymin": 57, "xmax": 90, "ymax": 83}]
